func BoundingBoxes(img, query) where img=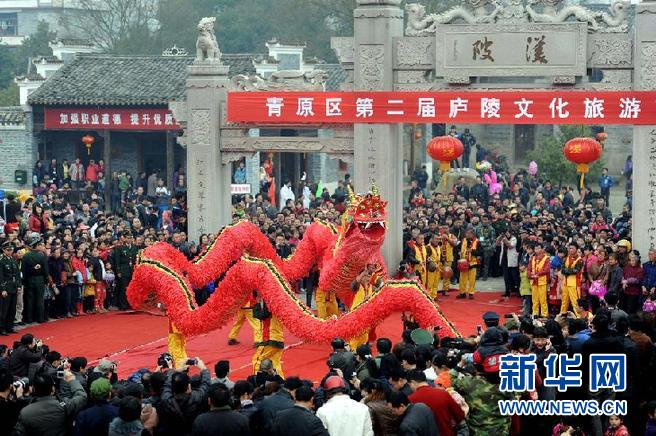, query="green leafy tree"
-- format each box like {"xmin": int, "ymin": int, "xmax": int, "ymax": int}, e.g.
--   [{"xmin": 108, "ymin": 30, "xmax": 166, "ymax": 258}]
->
[
  {"xmin": 14, "ymin": 21, "xmax": 57, "ymax": 75},
  {"xmin": 0, "ymin": 83, "xmax": 19, "ymax": 106},
  {"xmin": 528, "ymin": 125, "xmax": 605, "ymax": 188},
  {"xmin": 0, "ymin": 46, "xmax": 17, "ymax": 88}
]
